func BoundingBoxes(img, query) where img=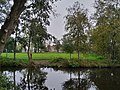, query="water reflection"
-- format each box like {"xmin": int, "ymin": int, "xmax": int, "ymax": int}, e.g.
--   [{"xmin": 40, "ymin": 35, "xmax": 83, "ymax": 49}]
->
[
  {"xmin": 18, "ymin": 68, "xmax": 48, "ymax": 90},
  {"xmin": 90, "ymin": 69, "xmax": 120, "ymax": 90},
  {"xmin": 1, "ymin": 68, "xmax": 48, "ymax": 90},
  {"xmin": 59, "ymin": 68, "xmax": 98, "ymax": 90},
  {"xmin": 1, "ymin": 68, "xmax": 120, "ymax": 90}
]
